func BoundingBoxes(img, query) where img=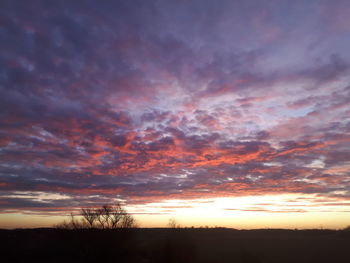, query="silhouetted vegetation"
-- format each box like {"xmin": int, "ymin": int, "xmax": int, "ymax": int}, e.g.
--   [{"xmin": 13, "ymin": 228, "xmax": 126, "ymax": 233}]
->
[
  {"xmin": 343, "ymin": 225, "xmax": 350, "ymax": 231},
  {"xmin": 167, "ymin": 217, "xmax": 181, "ymax": 228},
  {"xmin": 56, "ymin": 203, "xmax": 137, "ymax": 229}
]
